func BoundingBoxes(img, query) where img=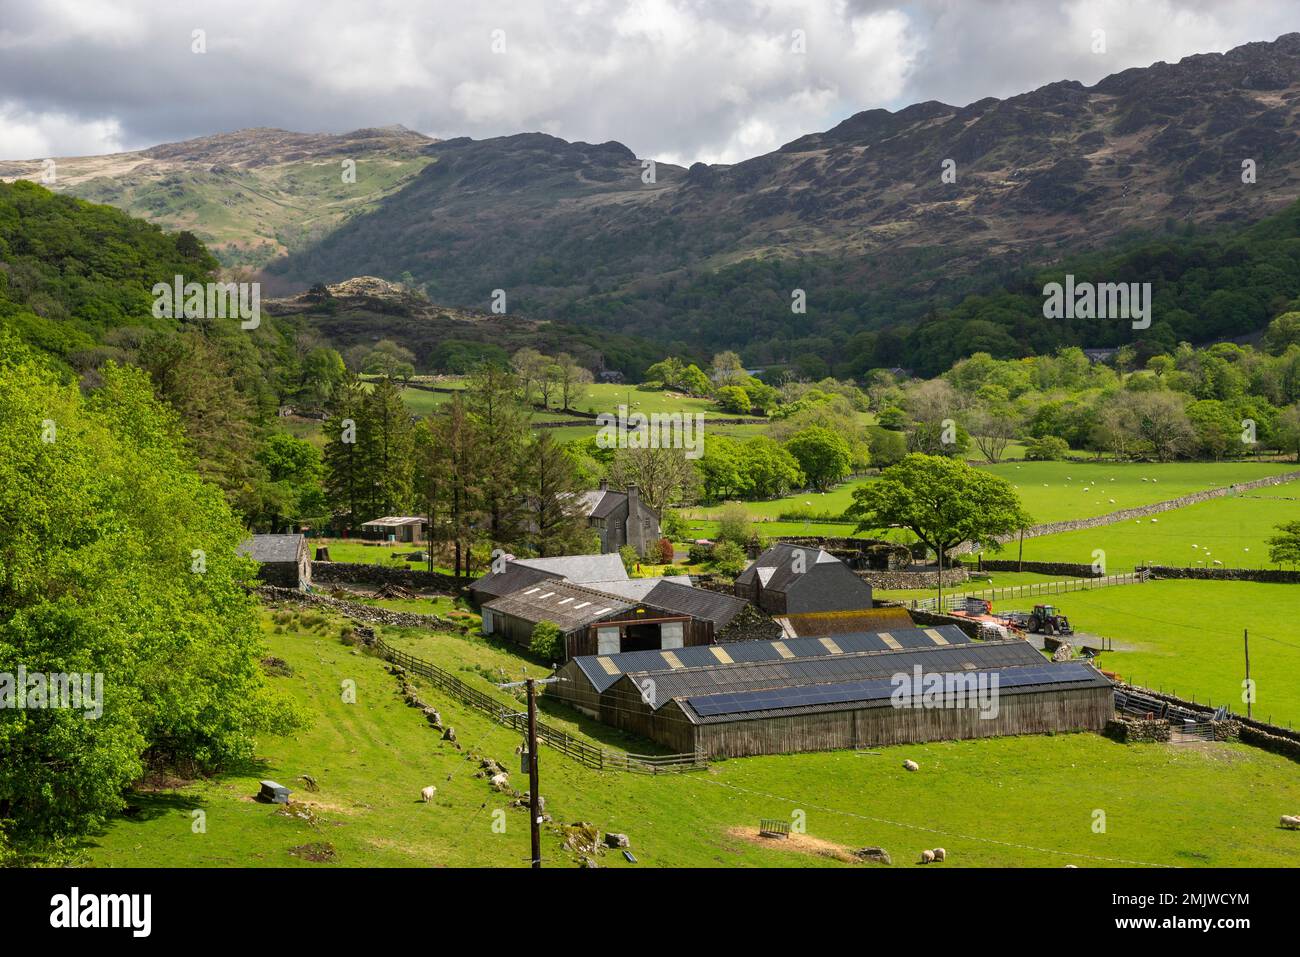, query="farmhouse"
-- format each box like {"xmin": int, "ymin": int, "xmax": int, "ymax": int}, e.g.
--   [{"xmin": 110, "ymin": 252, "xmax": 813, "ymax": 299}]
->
[
  {"xmin": 551, "ymin": 629, "xmax": 1112, "ymax": 757},
  {"xmin": 237, "ymin": 533, "xmax": 311, "ymax": 590},
  {"xmin": 578, "ymin": 480, "xmax": 660, "ymax": 555},
  {"xmin": 481, "ymin": 577, "xmax": 750, "ymax": 660},
  {"xmin": 468, "ymin": 552, "xmax": 628, "ymax": 605},
  {"xmin": 734, "ymin": 543, "xmax": 879, "ymax": 636},
  {"xmin": 359, "ymin": 515, "xmax": 429, "ymax": 543}
]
